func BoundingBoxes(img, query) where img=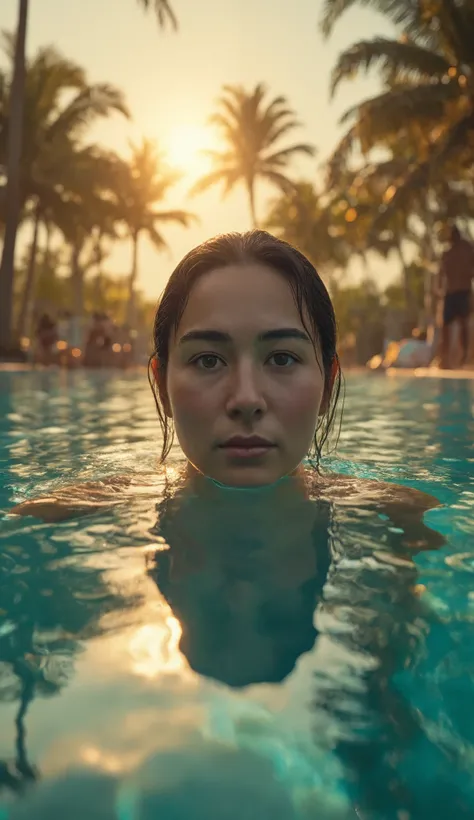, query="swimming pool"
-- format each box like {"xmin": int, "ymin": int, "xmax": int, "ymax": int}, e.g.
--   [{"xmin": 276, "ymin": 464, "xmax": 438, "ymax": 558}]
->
[{"xmin": 0, "ymin": 369, "xmax": 473, "ymax": 819}]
